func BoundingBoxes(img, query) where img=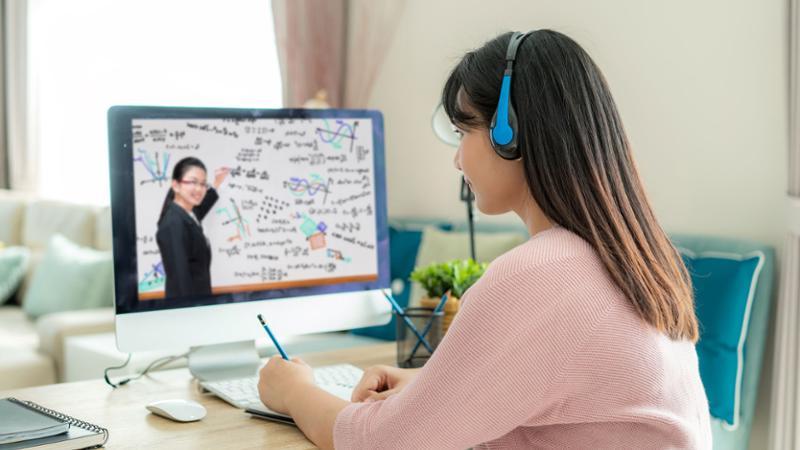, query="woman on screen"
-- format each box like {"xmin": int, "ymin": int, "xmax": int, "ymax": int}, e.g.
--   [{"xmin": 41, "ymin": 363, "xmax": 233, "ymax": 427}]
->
[
  {"xmin": 156, "ymin": 157, "xmax": 229, "ymax": 298},
  {"xmin": 255, "ymin": 30, "xmax": 711, "ymax": 449}
]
